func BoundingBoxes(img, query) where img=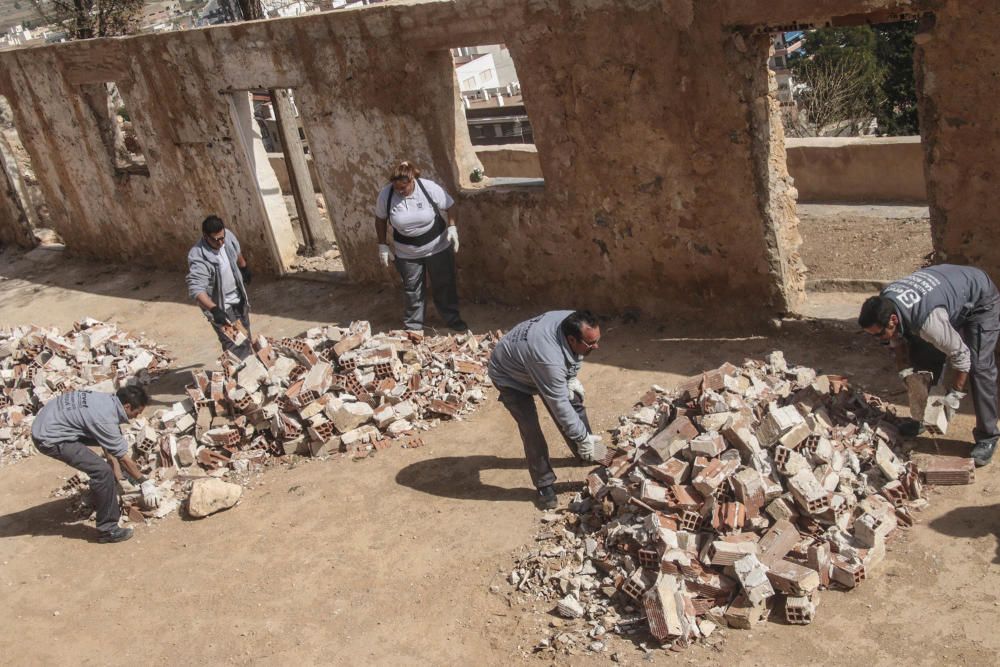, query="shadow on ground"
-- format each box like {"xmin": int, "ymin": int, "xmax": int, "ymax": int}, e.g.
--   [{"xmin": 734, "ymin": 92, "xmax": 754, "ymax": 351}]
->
[
  {"xmin": 928, "ymin": 503, "xmax": 1000, "ymax": 564},
  {"xmin": 0, "ymin": 496, "xmax": 95, "ymax": 542},
  {"xmin": 905, "ymin": 436, "xmax": 975, "ymax": 457},
  {"xmin": 396, "ymin": 455, "xmax": 584, "ymax": 502}
]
